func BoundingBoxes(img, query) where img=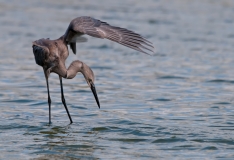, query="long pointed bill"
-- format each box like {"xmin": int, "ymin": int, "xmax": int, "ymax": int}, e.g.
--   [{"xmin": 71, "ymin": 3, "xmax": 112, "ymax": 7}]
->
[{"xmin": 90, "ymin": 83, "xmax": 100, "ymax": 108}]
